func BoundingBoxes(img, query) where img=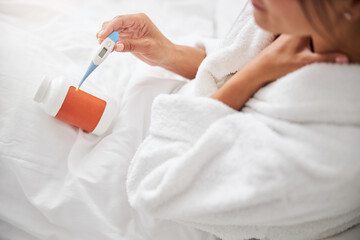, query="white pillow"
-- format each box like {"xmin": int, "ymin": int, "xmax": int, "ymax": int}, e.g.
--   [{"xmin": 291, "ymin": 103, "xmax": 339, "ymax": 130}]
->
[{"xmin": 215, "ymin": 0, "xmax": 250, "ymax": 38}]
